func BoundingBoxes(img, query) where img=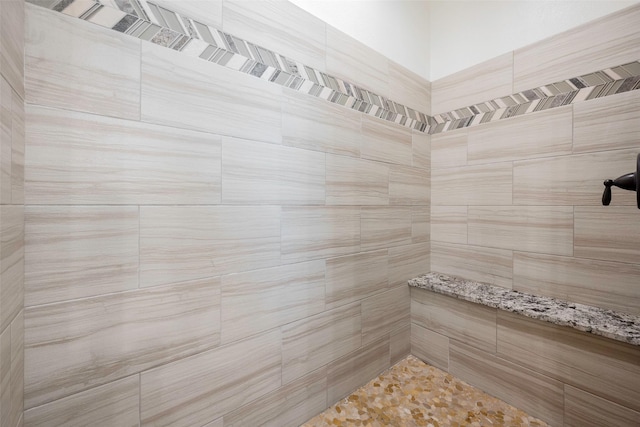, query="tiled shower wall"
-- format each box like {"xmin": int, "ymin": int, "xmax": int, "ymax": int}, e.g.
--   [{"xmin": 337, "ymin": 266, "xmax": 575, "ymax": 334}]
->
[
  {"xmin": 0, "ymin": 0, "xmax": 25, "ymax": 426},
  {"xmin": 414, "ymin": 4, "xmax": 640, "ymax": 426},
  {"xmin": 22, "ymin": 1, "xmax": 429, "ymax": 425}
]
